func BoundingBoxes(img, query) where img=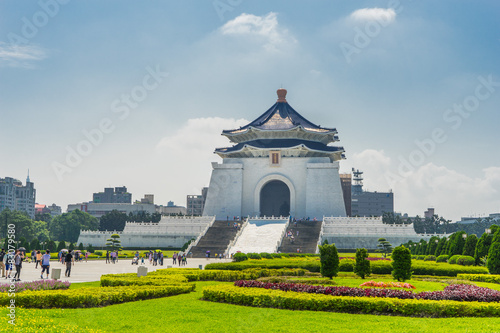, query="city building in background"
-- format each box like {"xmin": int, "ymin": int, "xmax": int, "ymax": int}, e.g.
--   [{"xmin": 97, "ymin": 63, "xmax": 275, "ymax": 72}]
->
[
  {"xmin": 156, "ymin": 201, "xmax": 187, "ymax": 215},
  {"xmin": 35, "ymin": 203, "xmax": 62, "ymax": 217},
  {"xmin": 67, "ymin": 202, "xmax": 156, "ymax": 219},
  {"xmin": 339, "ymin": 173, "xmax": 352, "ymax": 216},
  {"xmin": 187, "ymin": 187, "xmax": 208, "ymax": 216},
  {"xmin": 93, "ymin": 186, "xmax": 131, "ymax": 204},
  {"xmin": 0, "ymin": 174, "xmax": 36, "ymax": 218},
  {"xmin": 350, "ymin": 168, "xmax": 393, "ymax": 217}
]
